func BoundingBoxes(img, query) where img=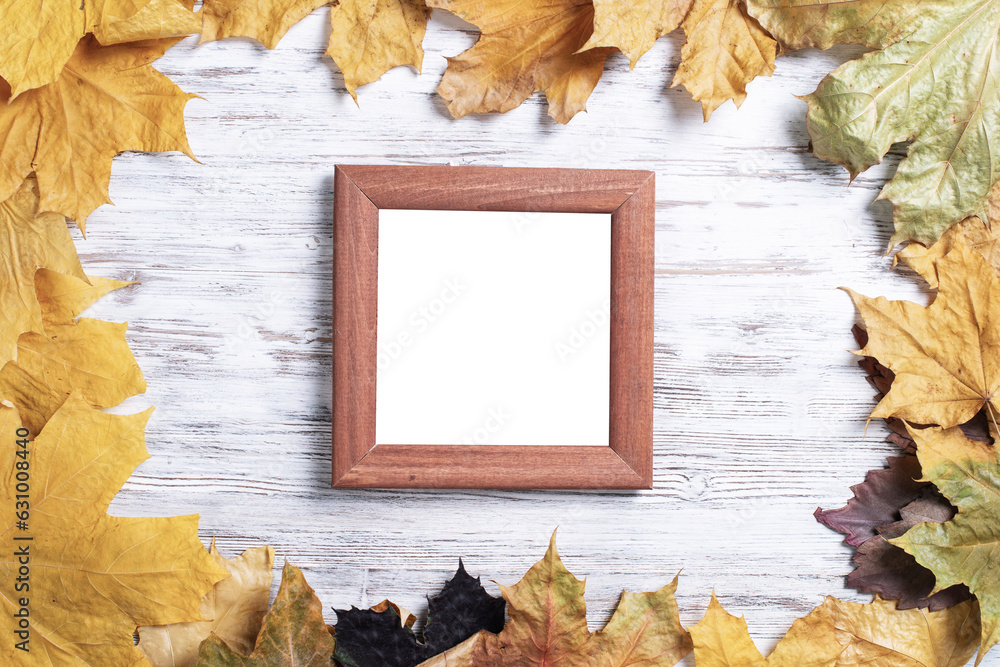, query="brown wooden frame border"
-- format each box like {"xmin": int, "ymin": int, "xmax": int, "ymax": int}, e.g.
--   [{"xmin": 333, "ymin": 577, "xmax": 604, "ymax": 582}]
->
[{"xmin": 333, "ymin": 165, "xmax": 654, "ymax": 489}]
